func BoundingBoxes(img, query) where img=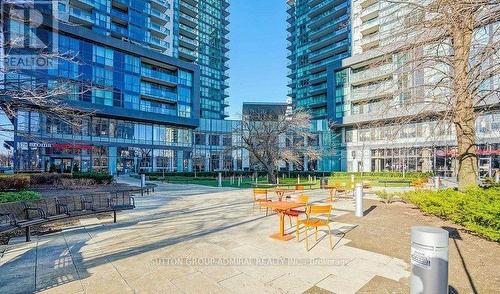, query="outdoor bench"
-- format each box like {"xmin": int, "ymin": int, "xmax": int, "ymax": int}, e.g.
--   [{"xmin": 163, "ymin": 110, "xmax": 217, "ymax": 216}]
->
[
  {"xmin": 378, "ymin": 179, "xmax": 412, "ymax": 187},
  {"xmin": 0, "ymin": 192, "xmax": 135, "ymax": 242}
]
